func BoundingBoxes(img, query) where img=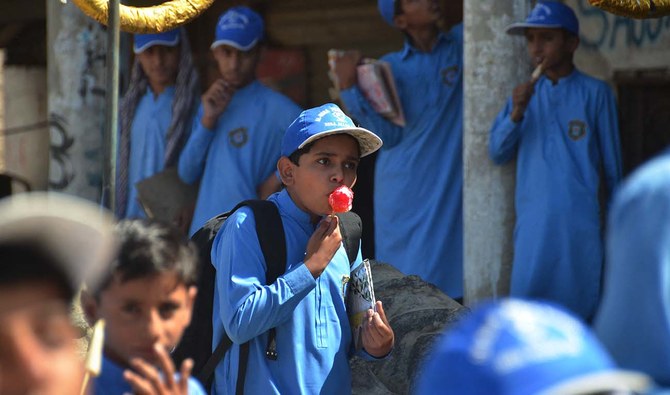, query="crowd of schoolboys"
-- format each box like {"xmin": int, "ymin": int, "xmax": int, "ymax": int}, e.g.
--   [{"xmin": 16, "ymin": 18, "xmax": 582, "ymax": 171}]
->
[{"xmin": 2, "ymin": 0, "xmax": 669, "ymax": 394}]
